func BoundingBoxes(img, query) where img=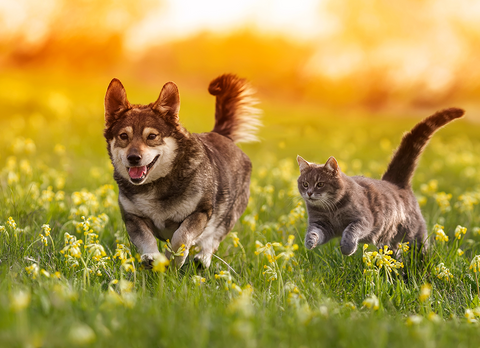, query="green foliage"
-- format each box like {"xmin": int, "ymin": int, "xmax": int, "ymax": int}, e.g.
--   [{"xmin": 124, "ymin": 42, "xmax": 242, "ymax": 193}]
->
[{"xmin": 1, "ymin": 73, "xmax": 480, "ymax": 347}]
